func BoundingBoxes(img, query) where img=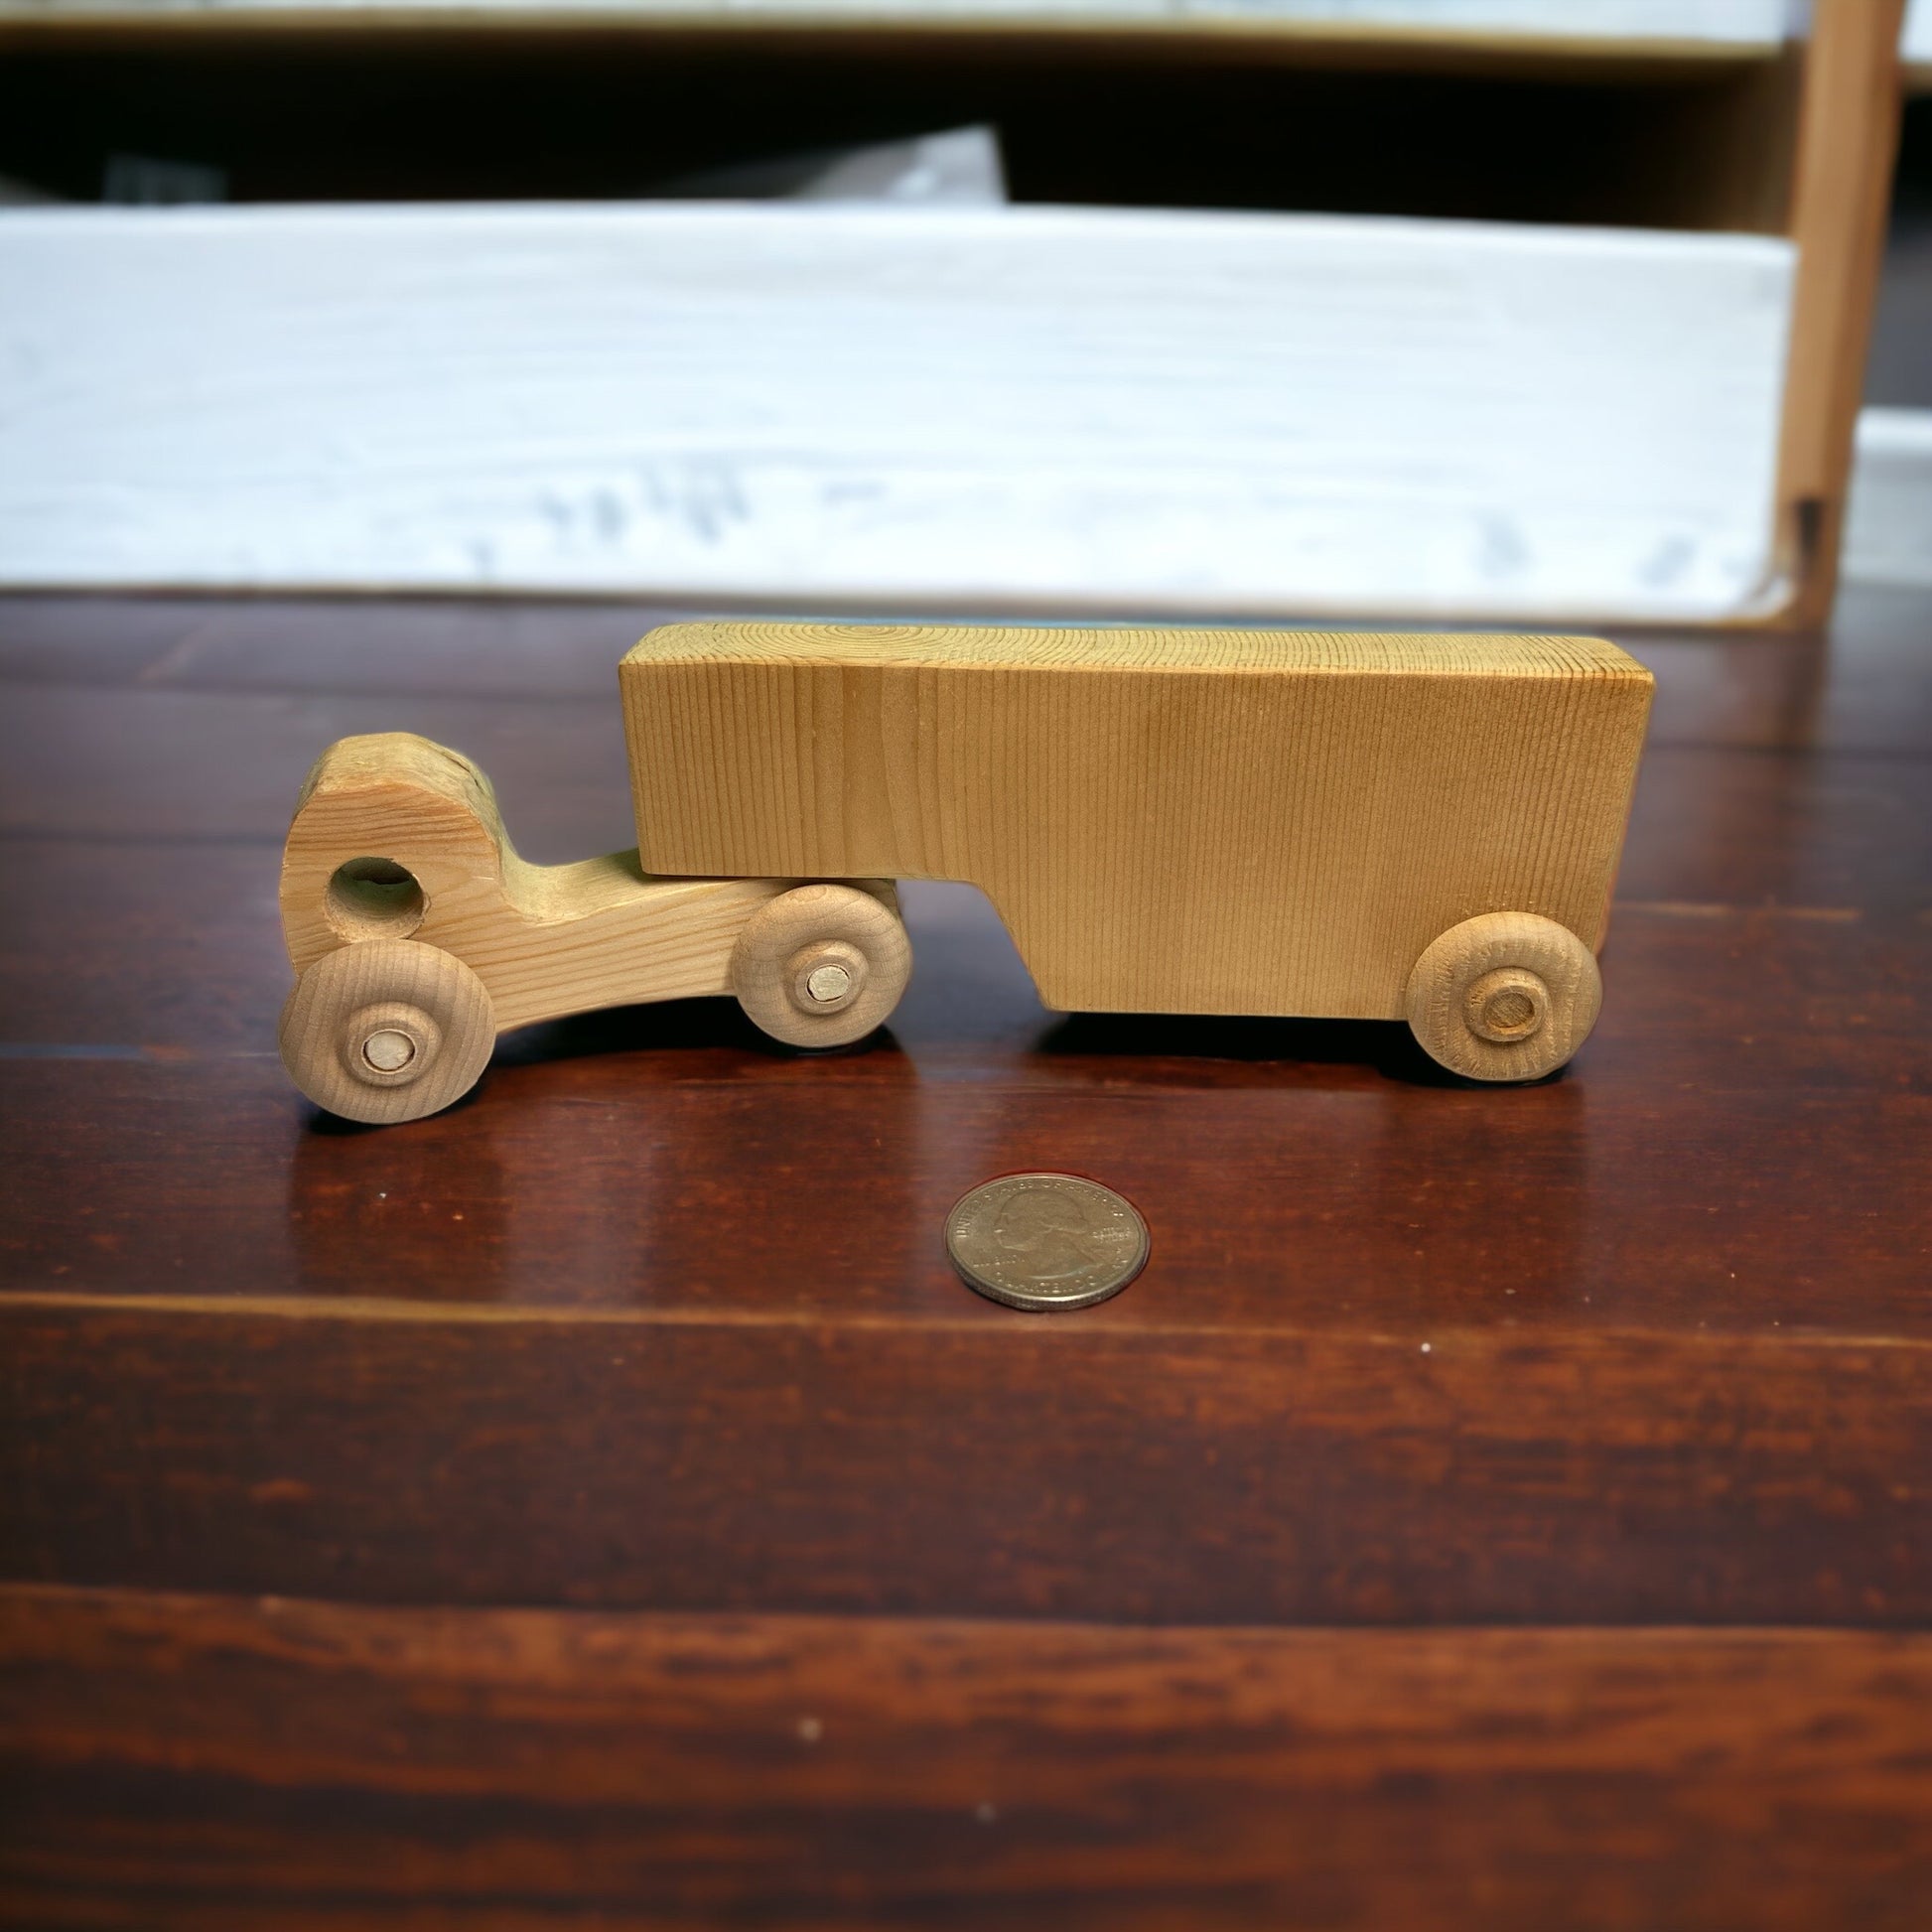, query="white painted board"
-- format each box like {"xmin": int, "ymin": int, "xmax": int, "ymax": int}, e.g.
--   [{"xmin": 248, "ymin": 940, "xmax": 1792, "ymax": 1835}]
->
[
  {"xmin": 1846, "ymin": 409, "xmax": 1932, "ymax": 590},
  {"xmin": 1906, "ymin": 0, "xmax": 1932, "ymax": 64},
  {"xmin": 0, "ymin": 205, "xmax": 1795, "ymax": 620},
  {"xmin": 0, "ymin": 0, "xmax": 1796, "ymax": 42},
  {"xmin": 1904, "ymin": 0, "xmax": 1932, "ymax": 71}
]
